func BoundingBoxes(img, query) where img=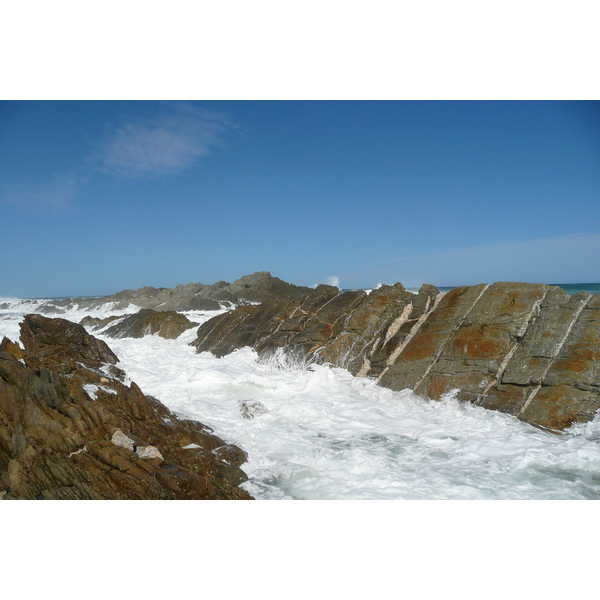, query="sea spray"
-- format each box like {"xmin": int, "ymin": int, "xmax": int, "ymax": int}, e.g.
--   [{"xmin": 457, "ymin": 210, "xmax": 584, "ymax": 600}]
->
[{"xmin": 1, "ymin": 301, "xmax": 600, "ymax": 499}]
